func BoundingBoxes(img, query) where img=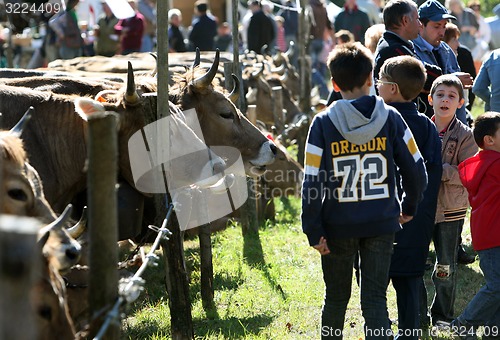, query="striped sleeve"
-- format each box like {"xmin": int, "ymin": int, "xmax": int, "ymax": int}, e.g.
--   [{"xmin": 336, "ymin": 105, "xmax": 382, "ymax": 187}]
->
[
  {"xmin": 305, "ymin": 143, "xmax": 323, "ymax": 176},
  {"xmin": 402, "ymin": 127, "xmax": 423, "ymax": 163},
  {"xmin": 391, "ymin": 111, "xmax": 427, "ymax": 216}
]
